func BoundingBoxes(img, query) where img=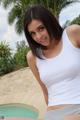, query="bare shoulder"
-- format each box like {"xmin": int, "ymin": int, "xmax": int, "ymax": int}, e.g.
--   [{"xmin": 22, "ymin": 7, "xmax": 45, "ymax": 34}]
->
[
  {"xmin": 27, "ymin": 50, "xmax": 35, "ymax": 61},
  {"xmin": 66, "ymin": 24, "xmax": 80, "ymax": 34},
  {"xmin": 26, "ymin": 50, "xmax": 36, "ymax": 66},
  {"xmin": 66, "ymin": 24, "xmax": 80, "ymax": 47}
]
